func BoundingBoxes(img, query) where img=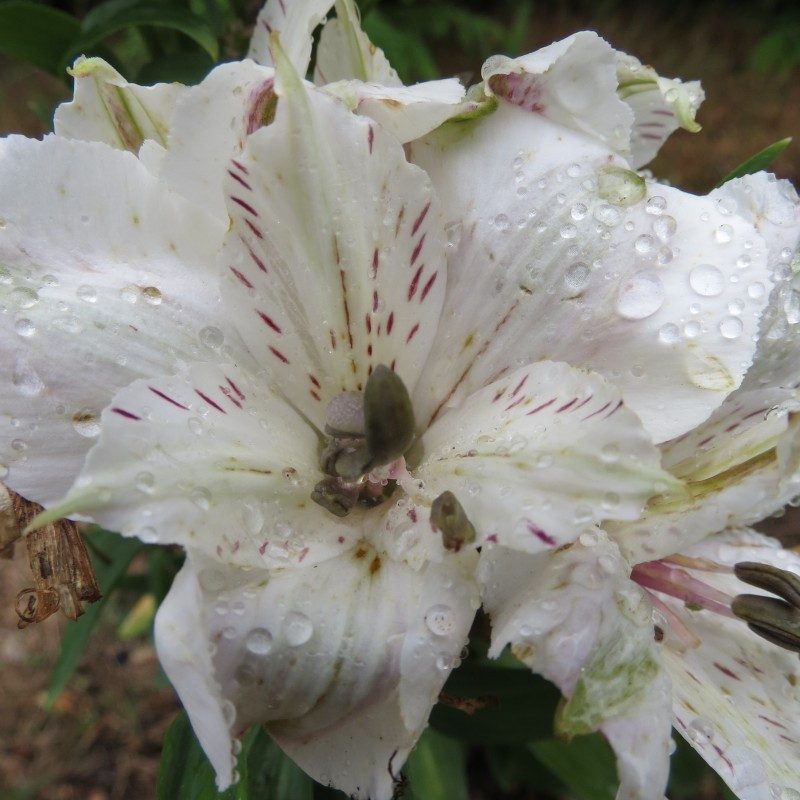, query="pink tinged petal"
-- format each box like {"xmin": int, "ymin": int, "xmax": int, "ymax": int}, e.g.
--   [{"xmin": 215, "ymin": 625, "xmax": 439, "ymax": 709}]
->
[
  {"xmin": 479, "ymin": 535, "xmax": 673, "ymax": 800},
  {"xmin": 313, "ymin": 0, "xmax": 401, "ymax": 87},
  {"xmin": 481, "ymin": 32, "xmax": 634, "ymax": 155},
  {"xmin": 660, "ymin": 530, "xmax": 800, "ymax": 799},
  {"xmin": 415, "ymin": 362, "xmax": 681, "ymax": 553},
  {"xmin": 410, "ymin": 107, "xmax": 773, "ymax": 443},
  {"xmin": 322, "ymin": 79, "xmax": 476, "ymax": 143},
  {"xmin": 54, "ymin": 56, "xmax": 184, "ymax": 153},
  {"xmin": 248, "ymin": 0, "xmax": 334, "ymax": 74},
  {"xmin": 36, "ymin": 364, "xmax": 359, "ymax": 569},
  {"xmin": 219, "ymin": 50, "xmax": 447, "ymax": 428},
  {"xmin": 157, "ymin": 545, "xmax": 478, "ymax": 798},
  {"xmin": 157, "ymin": 60, "xmax": 277, "ymax": 222},
  {"xmin": 616, "ymin": 52, "xmax": 704, "ymax": 169},
  {"xmin": 0, "ymin": 135, "xmax": 251, "ymax": 507}
]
